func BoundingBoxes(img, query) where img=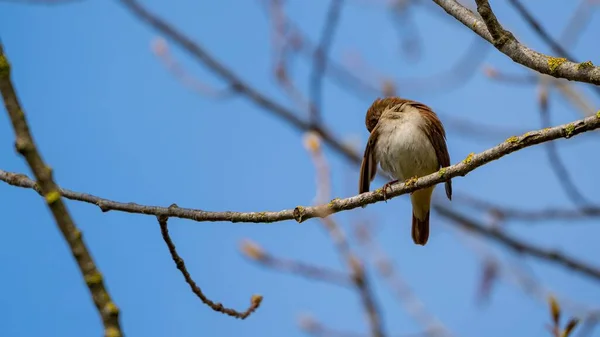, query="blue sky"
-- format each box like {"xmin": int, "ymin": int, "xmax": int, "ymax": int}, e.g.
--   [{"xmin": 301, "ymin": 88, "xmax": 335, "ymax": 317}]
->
[{"xmin": 1, "ymin": 0, "xmax": 599, "ymax": 336}]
